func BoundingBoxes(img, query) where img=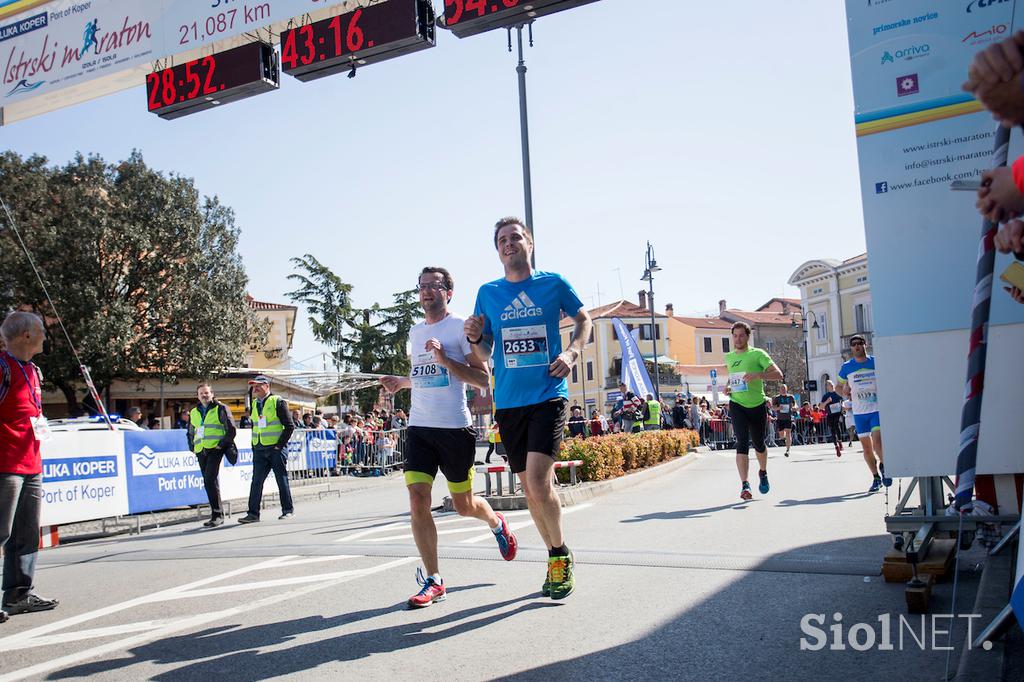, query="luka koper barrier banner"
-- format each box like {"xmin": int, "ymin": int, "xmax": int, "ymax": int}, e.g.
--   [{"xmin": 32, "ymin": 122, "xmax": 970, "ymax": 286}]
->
[
  {"xmin": 40, "ymin": 428, "xmax": 332, "ymax": 526},
  {"xmin": 845, "ymin": 0, "xmax": 1024, "ymax": 476}
]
